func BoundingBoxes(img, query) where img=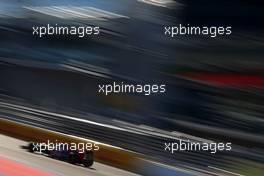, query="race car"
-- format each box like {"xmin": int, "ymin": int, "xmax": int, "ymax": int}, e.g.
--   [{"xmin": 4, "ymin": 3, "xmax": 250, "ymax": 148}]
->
[{"xmin": 27, "ymin": 142, "xmax": 94, "ymax": 167}]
